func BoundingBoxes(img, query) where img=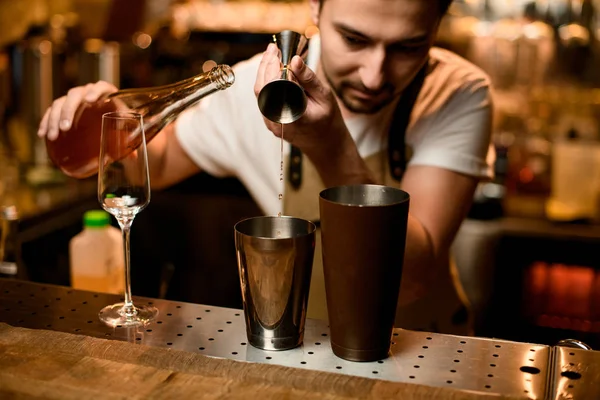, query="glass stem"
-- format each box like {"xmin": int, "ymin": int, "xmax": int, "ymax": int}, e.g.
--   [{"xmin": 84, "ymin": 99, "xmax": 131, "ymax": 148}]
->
[{"xmin": 118, "ymin": 218, "xmax": 136, "ymax": 317}]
